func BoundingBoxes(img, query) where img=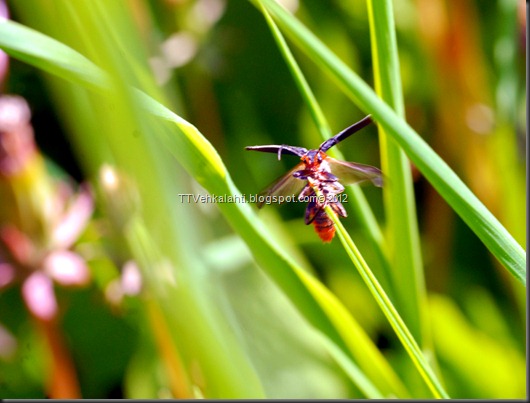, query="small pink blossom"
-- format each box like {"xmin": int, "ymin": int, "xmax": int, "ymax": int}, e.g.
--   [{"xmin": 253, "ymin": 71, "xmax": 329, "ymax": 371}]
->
[
  {"xmin": 1, "ymin": 190, "xmax": 93, "ymax": 320},
  {"xmin": 43, "ymin": 251, "xmax": 90, "ymax": 286},
  {"xmin": 104, "ymin": 260, "xmax": 143, "ymax": 306},
  {"xmin": 0, "ymin": 95, "xmax": 94, "ymax": 322},
  {"xmin": 52, "ymin": 185, "xmax": 93, "ymax": 250},
  {"xmin": 121, "ymin": 260, "xmax": 142, "ymax": 296},
  {"xmin": 22, "ymin": 272, "xmax": 58, "ymax": 321}
]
